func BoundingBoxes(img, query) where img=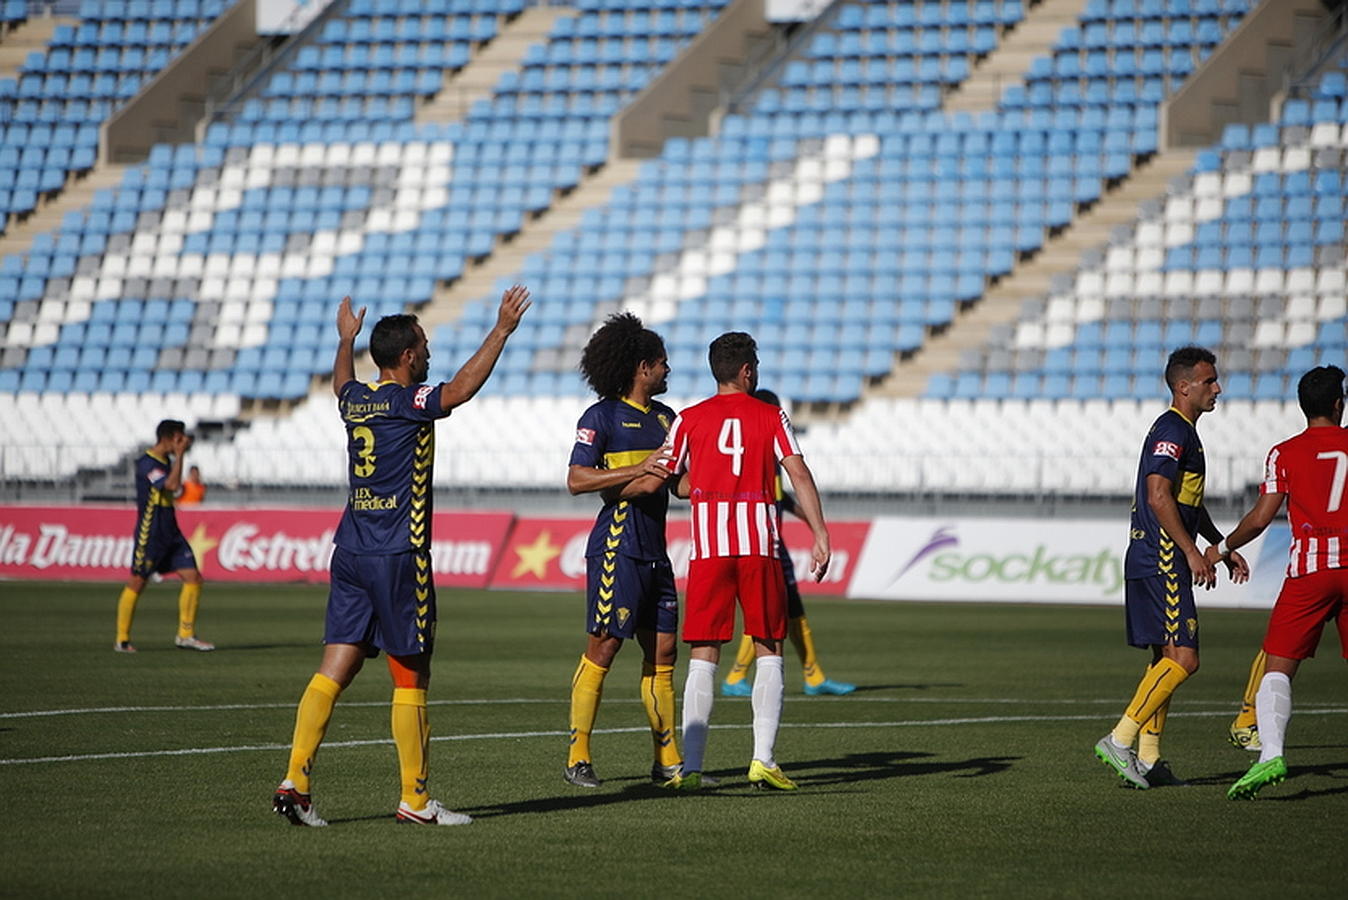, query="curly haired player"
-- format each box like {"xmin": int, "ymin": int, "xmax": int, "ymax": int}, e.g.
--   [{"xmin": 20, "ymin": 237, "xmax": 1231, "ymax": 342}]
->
[{"xmin": 562, "ymin": 312, "xmax": 684, "ymax": 788}]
